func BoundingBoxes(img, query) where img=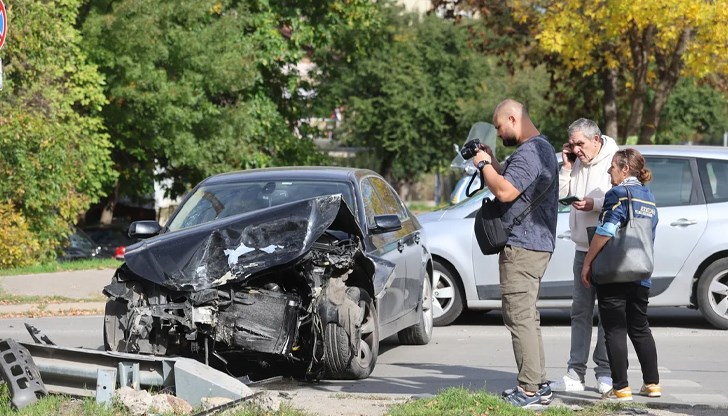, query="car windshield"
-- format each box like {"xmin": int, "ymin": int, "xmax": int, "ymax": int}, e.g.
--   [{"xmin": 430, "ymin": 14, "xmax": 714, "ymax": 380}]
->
[
  {"xmin": 450, "ymin": 187, "xmax": 492, "ymax": 209},
  {"xmin": 167, "ymin": 180, "xmax": 356, "ymax": 232}
]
